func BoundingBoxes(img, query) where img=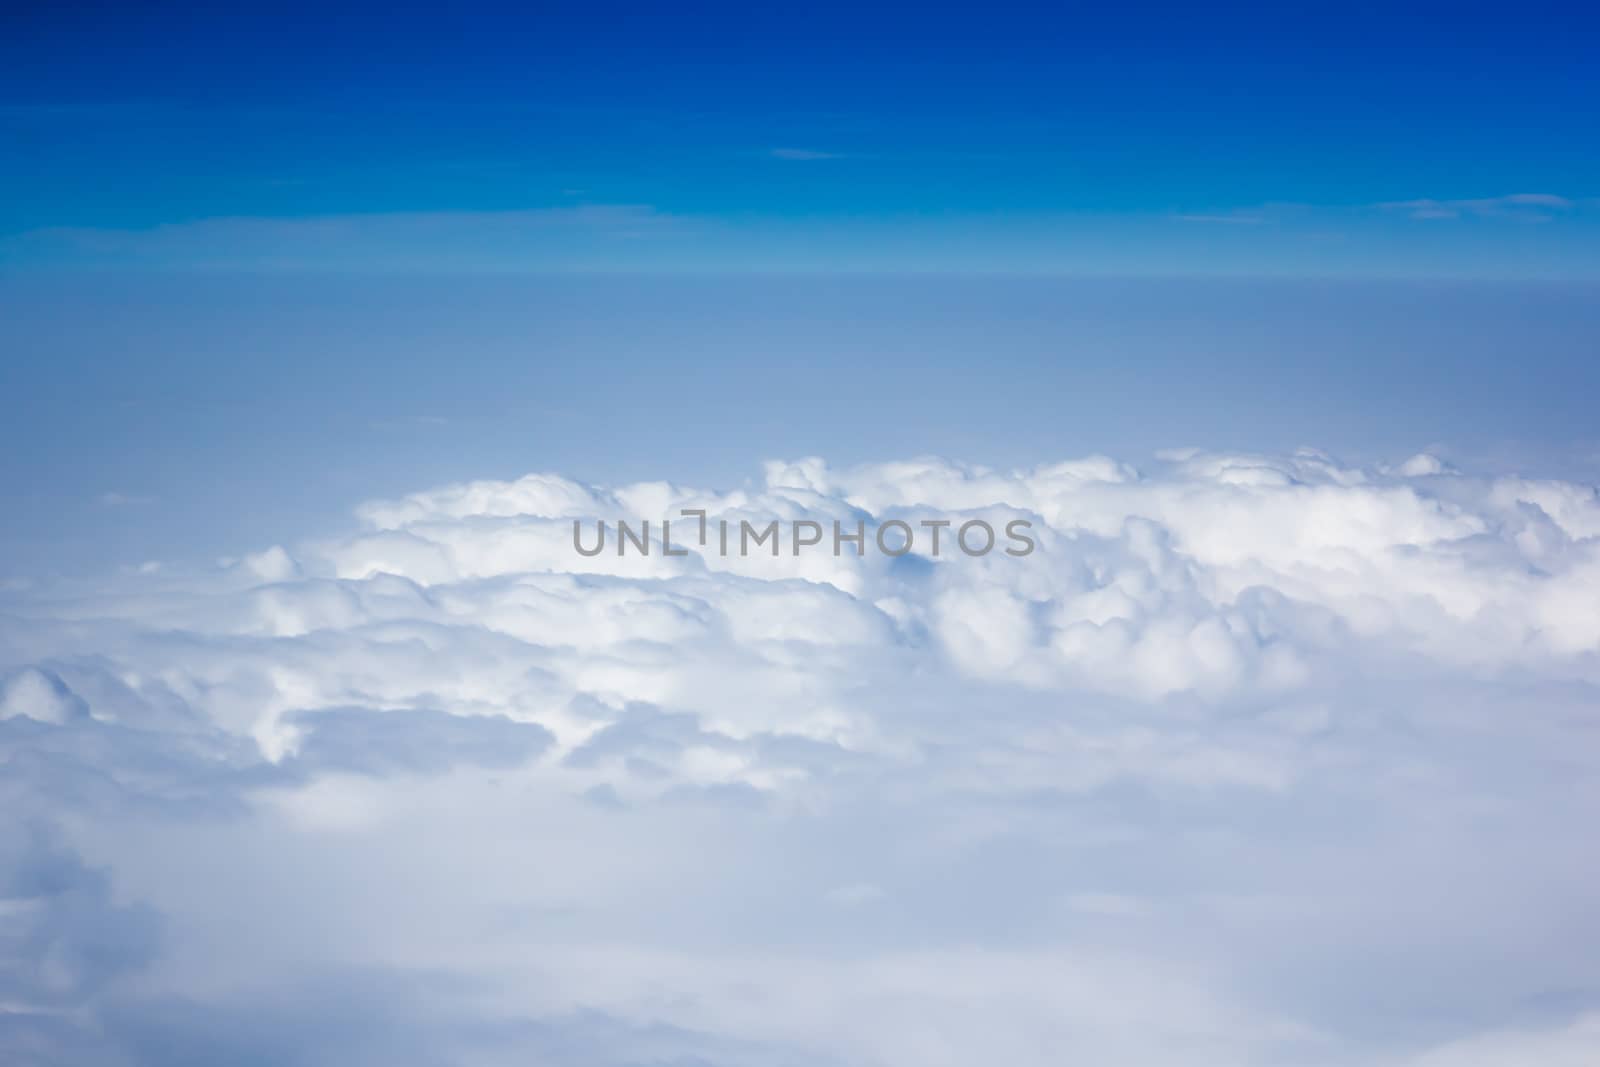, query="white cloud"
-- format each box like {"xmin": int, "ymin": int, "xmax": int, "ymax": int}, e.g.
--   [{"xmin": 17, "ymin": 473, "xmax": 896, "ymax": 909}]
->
[
  {"xmin": 0, "ymin": 666, "xmax": 92, "ymax": 724},
  {"xmin": 1379, "ymin": 192, "xmax": 1576, "ymax": 221},
  {"xmin": 1407, "ymin": 1015, "xmax": 1600, "ymax": 1067},
  {"xmin": 769, "ymin": 147, "xmax": 844, "ymax": 161},
  {"xmin": 2, "ymin": 449, "xmax": 1599, "ymax": 1064}
]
